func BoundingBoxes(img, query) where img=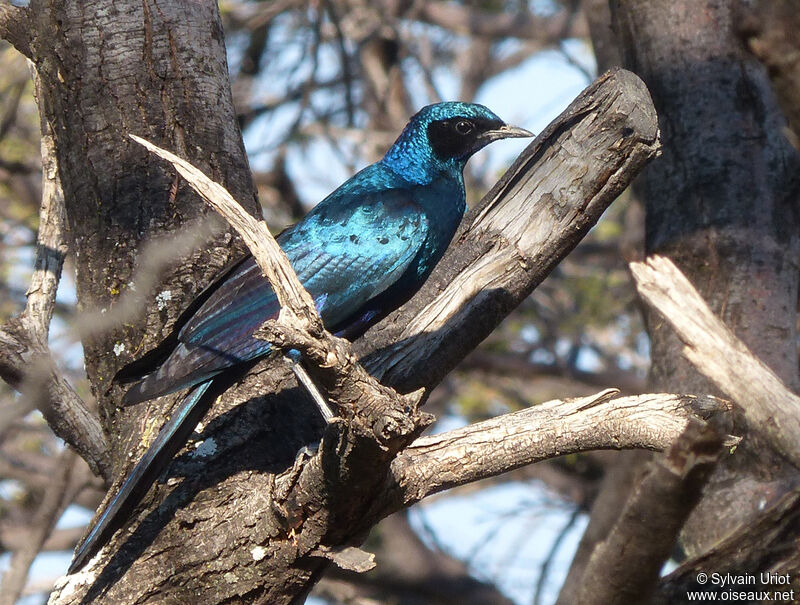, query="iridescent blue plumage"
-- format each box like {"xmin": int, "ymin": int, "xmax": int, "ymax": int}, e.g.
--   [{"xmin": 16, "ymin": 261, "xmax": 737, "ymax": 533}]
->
[{"xmin": 68, "ymin": 102, "xmax": 531, "ymax": 573}]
